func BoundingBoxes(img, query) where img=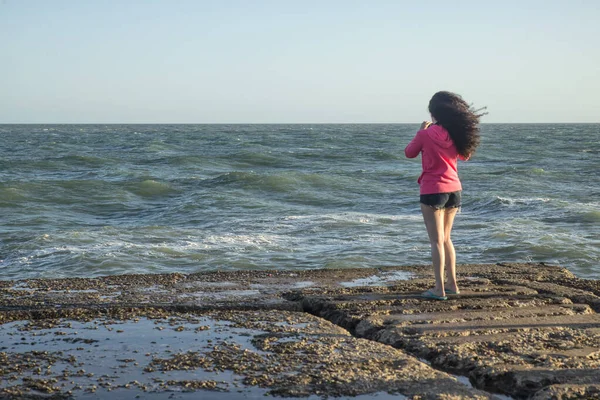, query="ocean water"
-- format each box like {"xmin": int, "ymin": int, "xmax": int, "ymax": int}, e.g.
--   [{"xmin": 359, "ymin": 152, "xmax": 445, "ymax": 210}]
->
[{"xmin": 0, "ymin": 124, "xmax": 598, "ymax": 280}]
